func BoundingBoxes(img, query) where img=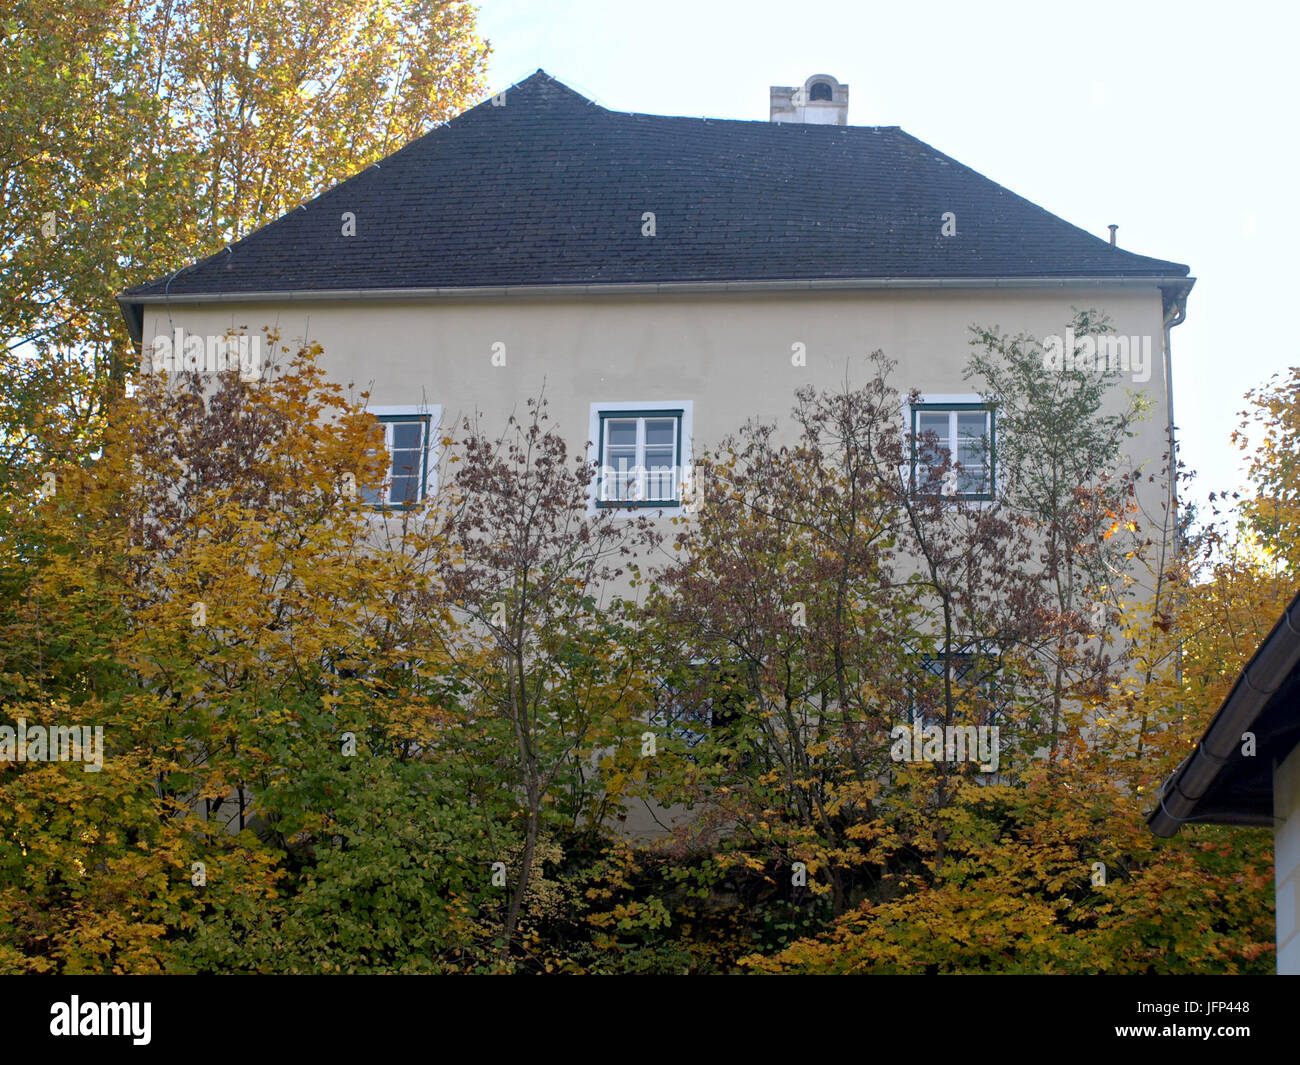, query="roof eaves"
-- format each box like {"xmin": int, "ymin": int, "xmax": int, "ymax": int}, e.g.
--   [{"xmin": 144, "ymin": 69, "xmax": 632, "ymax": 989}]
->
[
  {"xmin": 115, "ymin": 274, "xmax": 1193, "ymax": 344},
  {"xmin": 1148, "ymin": 587, "xmax": 1300, "ymax": 837}
]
